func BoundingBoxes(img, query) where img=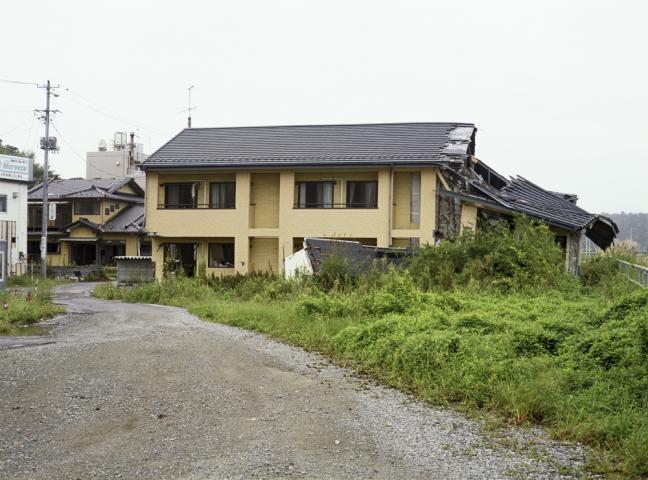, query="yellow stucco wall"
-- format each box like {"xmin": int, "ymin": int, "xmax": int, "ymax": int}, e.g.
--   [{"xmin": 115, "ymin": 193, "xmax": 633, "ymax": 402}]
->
[
  {"xmin": 249, "ymin": 237, "xmax": 279, "ymax": 273},
  {"xmin": 101, "ymin": 234, "xmax": 140, "ymax": 256},
  {"xmin": 68, "ymin": 226, "xmax": 99, "ymax": 239},
  {"xmin": 392, "ymin": 172, "xmax": 420, "ymax": 230},
  {"xmin": 391, "ymin": 237, "xmax": 412, "ymax": 248},
  {"xmin": 46, "ymin": 242, "xmax": 69, "ymax": 266},
  {"xmin": 460, "ymin": 204, "xmax": 478, "ymax": 232},
  {"xmin": 146, "ymin": 167, "xmax": 439, "ymax": 279},
  {"xmin": 250, "ymin": 173, "xmax": 280, "ymax": 228},
  {"xmin": 117, "ymin": 184, "xmax": 137, "ymax": 195}
]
